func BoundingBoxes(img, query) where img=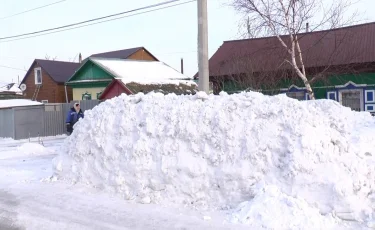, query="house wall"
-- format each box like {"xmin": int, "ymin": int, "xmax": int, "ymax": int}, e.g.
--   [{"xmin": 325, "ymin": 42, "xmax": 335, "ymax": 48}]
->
[
  {"xmin": 73, "ymin": 87, "xmax": 105, "ymax": 100},
  {"xmin": 23, "ymin": 62, "xmax": 72, "ymax": 103},
  {"xmin": 101, "ymin": 81, "xmax": 130, "ymax": 100},
  {"xmin": 128, "ymin": 49, "xmax": 157, "ymax": 61}
]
